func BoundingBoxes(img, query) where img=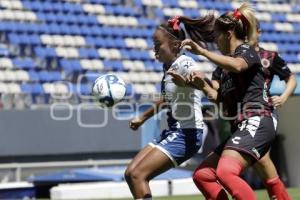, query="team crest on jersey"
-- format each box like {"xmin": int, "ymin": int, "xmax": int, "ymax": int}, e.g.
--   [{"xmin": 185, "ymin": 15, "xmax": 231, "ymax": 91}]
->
[{"xmin": 261, "ymin": 58, "xmax": 271, "ymax": 68}]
